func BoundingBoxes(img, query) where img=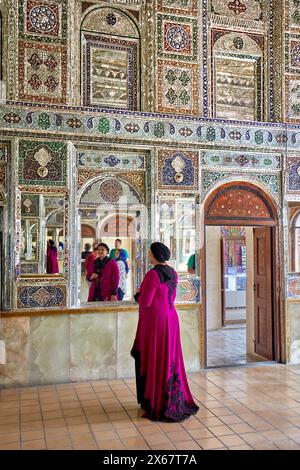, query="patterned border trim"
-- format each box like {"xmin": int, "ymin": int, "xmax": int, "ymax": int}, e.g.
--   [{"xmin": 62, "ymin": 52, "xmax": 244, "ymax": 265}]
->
[
  {"xmin": 285, "ymin": 32, "xmax": 300, "ymax": 74},
  {"xmin": 157, "ymin": 0, "xmax": 198, "ymax": 16},
  {"xmin": 0, "ymin": 105, "xmax": 295, "ymax": 151}
]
